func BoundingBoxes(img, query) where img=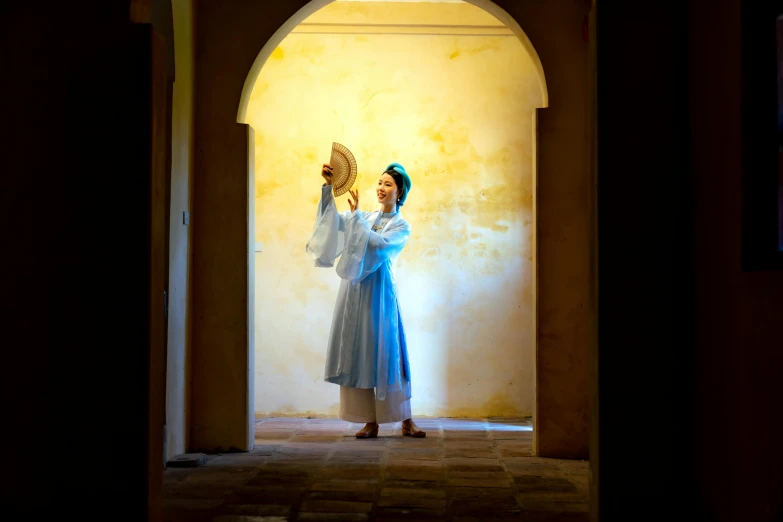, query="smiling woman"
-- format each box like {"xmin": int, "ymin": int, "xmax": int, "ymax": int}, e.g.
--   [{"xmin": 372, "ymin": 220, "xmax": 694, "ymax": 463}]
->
[{"xmin": 306, "ymin": 161, "xmax": 425, "ymax": 438}]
